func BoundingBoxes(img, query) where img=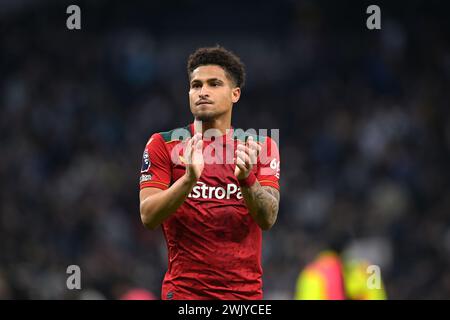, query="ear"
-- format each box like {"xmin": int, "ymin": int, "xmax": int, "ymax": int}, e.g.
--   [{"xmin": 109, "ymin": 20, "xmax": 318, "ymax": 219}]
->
[{"xmin": 231, "ymin": 87, "xmax": 241, "ymax": 103}]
